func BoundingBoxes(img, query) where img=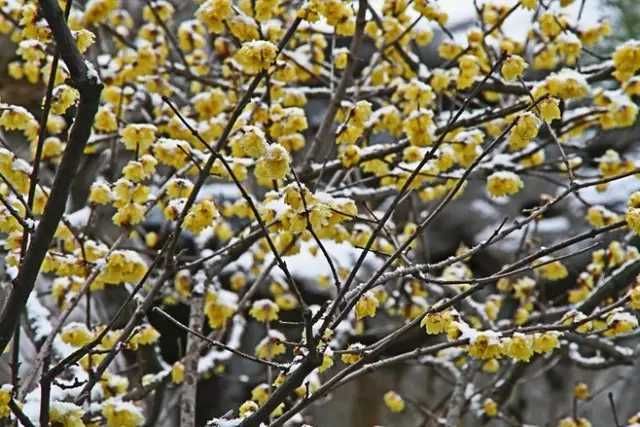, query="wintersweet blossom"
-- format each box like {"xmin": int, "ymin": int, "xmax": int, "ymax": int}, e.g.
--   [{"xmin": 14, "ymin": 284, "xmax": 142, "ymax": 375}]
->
[
  {"xmin": 384, "ymin": 391, "xmax": 405, "ymax": 413},
  {"xmin": 486, "ymin": 171, "xmax": 523, "ymax": 198}
]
